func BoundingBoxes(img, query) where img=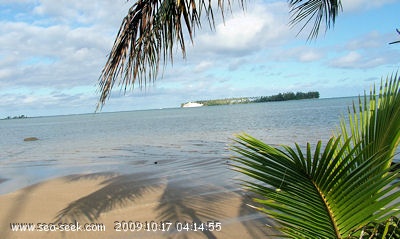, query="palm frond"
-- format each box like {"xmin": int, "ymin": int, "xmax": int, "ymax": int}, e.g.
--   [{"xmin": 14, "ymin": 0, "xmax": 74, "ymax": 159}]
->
[
  {"xmin": 231, "ymin": 134, "xmax": 400, "ymax": 238},
  {"xmin": 335, "ymin": 72, "xmax": 400, "ymax": 171},
  {"xmin": 98, "ymin": 0, "xmax": 342, "ymax": 107},
  {"xmin": 231, "ymin": 75, "xmax": 400, "ymax": 238},
  {"xmin": 288, "ymin": 0, "xmax": 342, "ymax": 40},
  {"xmin": 97, "ymin": 0, "xmax": 231, "ymax": 108}
]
